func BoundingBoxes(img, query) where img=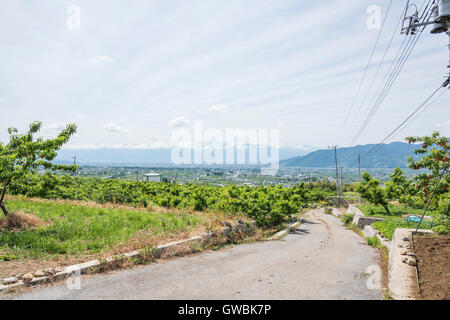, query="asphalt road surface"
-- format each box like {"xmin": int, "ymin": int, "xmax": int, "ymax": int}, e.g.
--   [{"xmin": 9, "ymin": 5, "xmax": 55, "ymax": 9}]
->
[{"xmin": 8, "ymin": 209, "xmax": 381, "ymax": 300}]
